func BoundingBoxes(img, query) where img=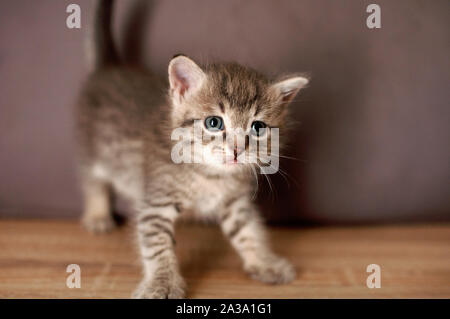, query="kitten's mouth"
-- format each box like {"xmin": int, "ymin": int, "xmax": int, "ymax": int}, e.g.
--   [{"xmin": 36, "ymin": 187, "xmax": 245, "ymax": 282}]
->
[
  {"xmin": 225, "ymin": 159, "xmax": 239, "ymax": 165},
  {"xmin": 211, "ymin": 150, "xmax": 246, "ymax": 166},
  {"xmin": 224, "ymin": 154, "xmax": 244, "ymax": 165}
]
